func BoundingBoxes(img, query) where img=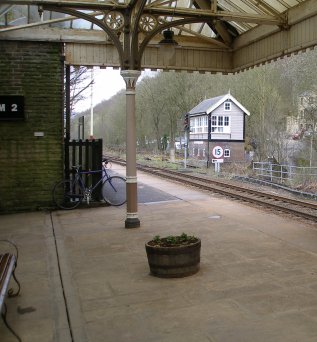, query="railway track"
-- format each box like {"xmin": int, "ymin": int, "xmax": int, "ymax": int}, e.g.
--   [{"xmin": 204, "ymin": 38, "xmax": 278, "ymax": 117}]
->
[{"xmin": 112, "ymin": 158, "xmax": 317, "ymax": 223}]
